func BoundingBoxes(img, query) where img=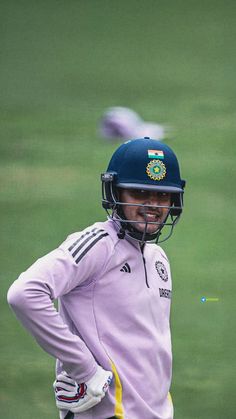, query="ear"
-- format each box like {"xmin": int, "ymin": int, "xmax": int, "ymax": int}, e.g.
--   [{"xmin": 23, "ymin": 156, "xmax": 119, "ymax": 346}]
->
[{"xmin": 170, "ymin": 192, "xmax": 183, "ymax": 216}]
